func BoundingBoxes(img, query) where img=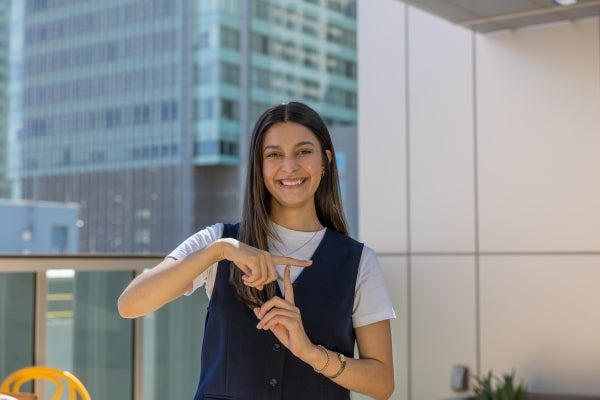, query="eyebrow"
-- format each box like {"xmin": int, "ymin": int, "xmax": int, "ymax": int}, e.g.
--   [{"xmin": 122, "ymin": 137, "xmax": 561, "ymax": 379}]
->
[{"xmin": 263, "ymin": 141, "xmax": 316, "ymax": 151}]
